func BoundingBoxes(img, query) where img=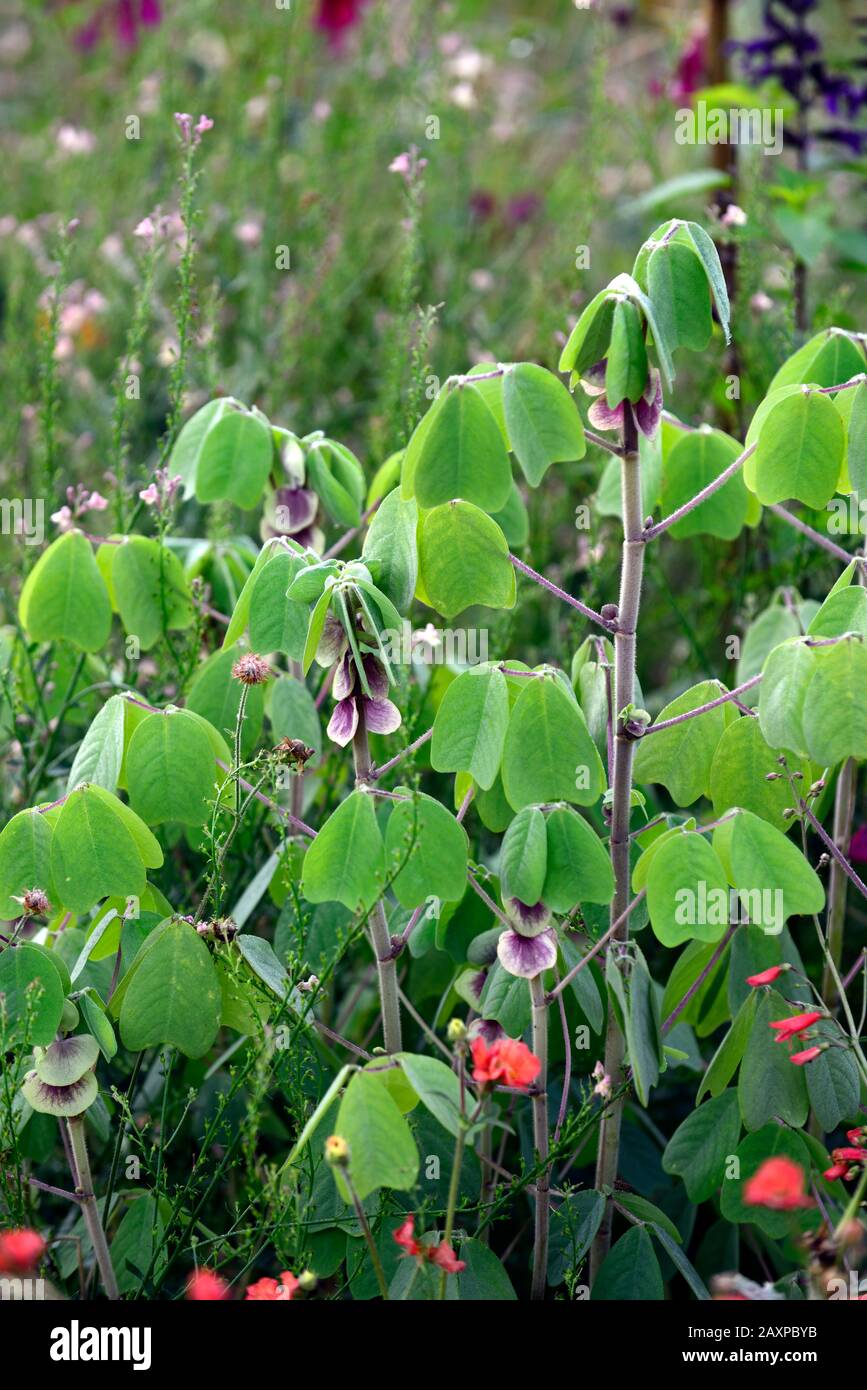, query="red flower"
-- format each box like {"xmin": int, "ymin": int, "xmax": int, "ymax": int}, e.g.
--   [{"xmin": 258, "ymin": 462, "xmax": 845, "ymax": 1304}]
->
[
  {"xmin": 186, "ymin": 1269, "xmax": 230, "ymax": 1301},
  {"xmin": 823, "ymin": 1163, "xmax": 850, "ymax": 1181},
  {"xmin": 769, "ymin": 1010, "xmax": 823, "ymax": 1043},
  {"xmin": 0, "ymin": 1228, "xmax": 46, "ymax": 1273},
  {"xmin": 244, "ymin": 1271, "xmax": 300, "ymax": 1300},
  {"xmin": 470, "ymin": 1036, "xmax": 541, "ymax": 1090},
  {"xmin": 846, "ymin": 1128, "xmax": 865, "ymax": 1146},
  {"xmin": 789, "ymin": 1046, "xmax": 823, "ymax": 1065},
  {"xmin": 429, "ymin": 1242, "xmax": 466, "ymax": 1274},
  {"xmin": 746, "ymin": 964, "xmax": 788, "ymax": 987},
  {"xmin": 743, "ymin": 1157, "xmax": 813, "ymax": 1211},
  {"xmin": 392, "ymin": 1216, "xmax": 422, "ymax": 1259},
  {"xmin": 831, "ymin": 1148, "xmax": 866, "ymax": 1165}
]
